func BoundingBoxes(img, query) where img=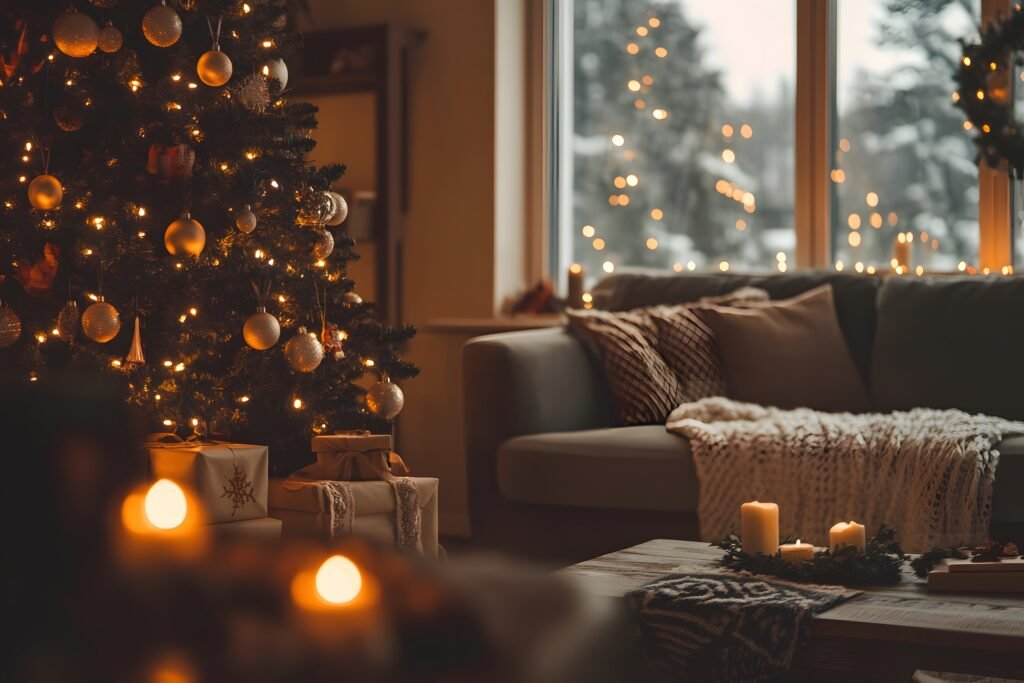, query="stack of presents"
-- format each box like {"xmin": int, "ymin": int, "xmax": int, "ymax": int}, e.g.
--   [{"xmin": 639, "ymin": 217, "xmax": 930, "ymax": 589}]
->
[{"xmin": 144, "ymin": 431, "xmax": 440, "ymax": 558}]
